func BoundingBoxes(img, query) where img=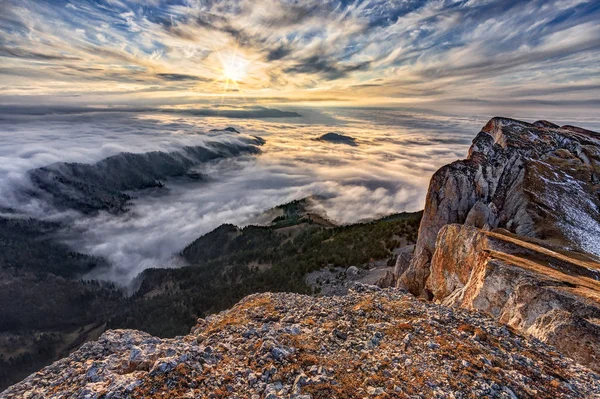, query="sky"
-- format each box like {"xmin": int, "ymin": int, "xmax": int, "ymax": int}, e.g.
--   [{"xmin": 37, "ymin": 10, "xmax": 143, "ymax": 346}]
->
[
  {"xmin": 1, "ymin": 0, "xmax": 600, "ymax": 112},
  {"xmin": 1, "ymin": 0, "xmax": 599, "ymax": 283}
]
